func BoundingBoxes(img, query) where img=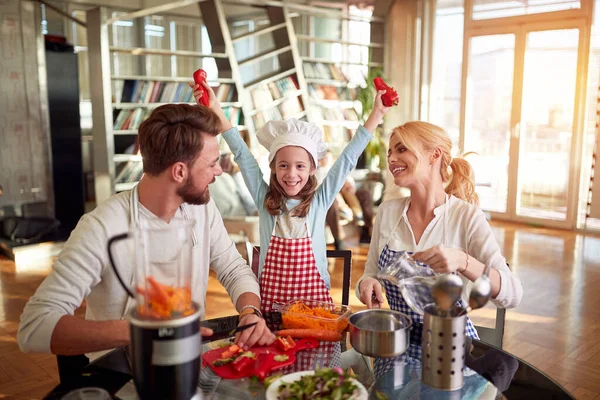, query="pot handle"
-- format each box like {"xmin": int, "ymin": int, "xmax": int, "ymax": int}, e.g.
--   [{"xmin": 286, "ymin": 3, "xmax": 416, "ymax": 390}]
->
[{"xmin": 107, "ymin": 233, "xmax": 135, "ymax": 298}]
